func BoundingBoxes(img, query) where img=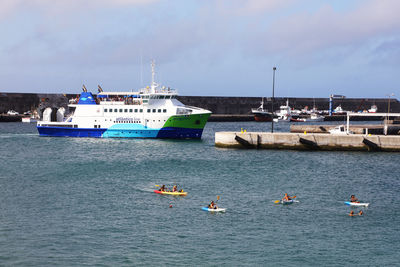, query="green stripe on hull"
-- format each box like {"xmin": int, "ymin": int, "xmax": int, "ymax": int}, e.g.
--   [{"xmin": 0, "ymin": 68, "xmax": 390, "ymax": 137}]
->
[{"xmin": 162, "ymin": 113, "xmax": 211, "ymax": 129}]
